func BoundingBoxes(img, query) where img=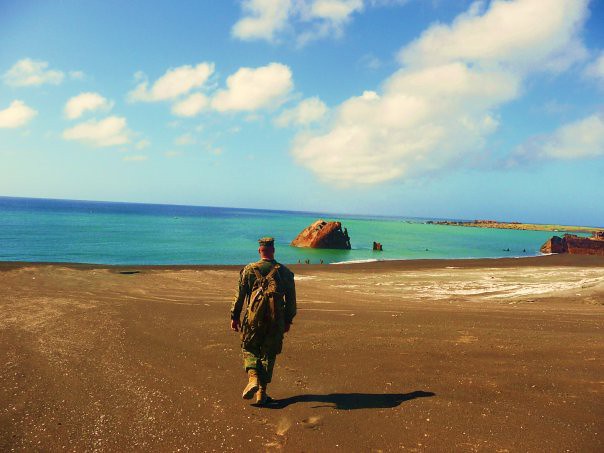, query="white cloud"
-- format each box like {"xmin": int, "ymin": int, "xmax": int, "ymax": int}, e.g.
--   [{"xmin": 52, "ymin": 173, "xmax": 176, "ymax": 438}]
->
[
  {"xmin": 296, "ymin": 0, "xmax": 364, "ymax": 45},
  {"xmin": 123, "ymin": 155, "xmax": 148, "ymax": 162},
  {"xmin": 232, "ymin": 0, "xmax": 293, "ymax": 41},
  {"xmin": 308, "ymin": 0, "xmax": 363, "ymax": 22},
  {"xmin": 293, "ymin": 64, "xmax": 509, "ymax": 184},
  {"xmin": 62, "ymin": 116, "xmax": 130, "ymax": 147},
  {"xmin": 398, "ymin": 0, "xmax": 588, "ymax": 71},
  {"xmin": 64, "ymin": 92, "xmax": 113, "ymax": 119},
  {"xmin": 292, "ymin": 0, "xmax": 590, "ymax": 185},
  {"xmin": 171, "ymin": 93, "xmax": 208, "ymax": 117},
  {"xmin": 233, "ymin": 0, "xmax": 401, "ymax": 45},
  {"xmin": 175, "ymin": 133, "xmax": 196, "ymax": 145},
  {"xmin": 3, "ymin": 59, "xmax": 64, "ymax": 87},
  {"xmin": 128, "ymin": 62, "xmax": 214, "ymax": 102},
  {"xmin": 275, "ymin": 97, "xmax": 328, "ymax": 127},
  {"xmin": 0, "ymin": 100, "xmax": 38, "ymax": 128},
  {"xmin": 585, "ymin": 51, "xmax": 604, "ymax": 82},
  {"xmin": 212, "ymin": 63, "xmax": 293, "ymax": 112},
  {"xmin": 511, "ymin": 113, "xmax": 604, "ymax": 163}
]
